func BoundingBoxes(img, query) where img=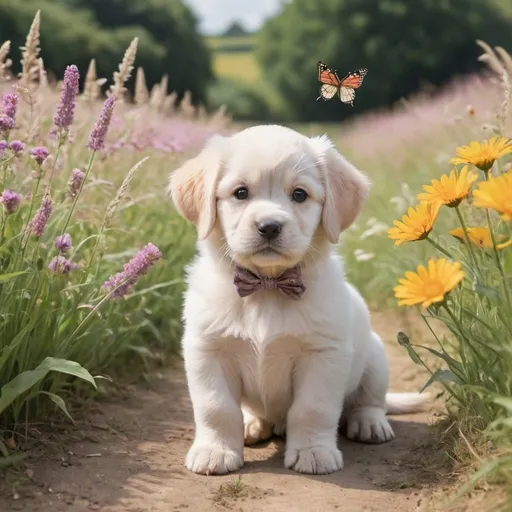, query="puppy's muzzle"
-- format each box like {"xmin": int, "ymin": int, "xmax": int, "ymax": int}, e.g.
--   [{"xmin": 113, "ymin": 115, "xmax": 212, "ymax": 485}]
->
[{"xmin": 257, "ymin": 220, "xmax": 282, "ymax": 241}]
